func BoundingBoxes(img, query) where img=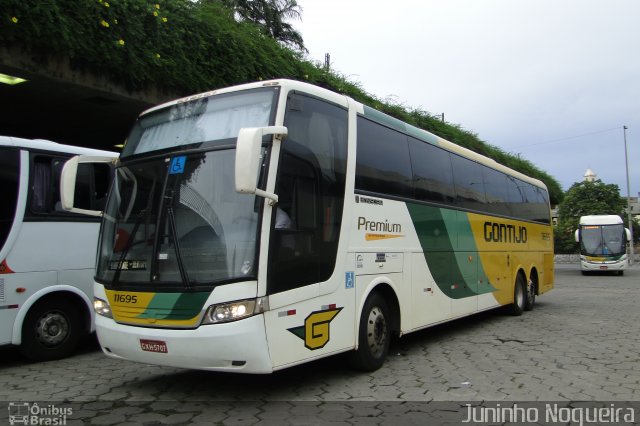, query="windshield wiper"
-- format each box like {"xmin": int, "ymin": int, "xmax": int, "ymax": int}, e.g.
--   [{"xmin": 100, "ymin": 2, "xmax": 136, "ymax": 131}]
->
[{"xmin": 166, "ymin": 204, "xmax": 191, "ymax": 289}]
